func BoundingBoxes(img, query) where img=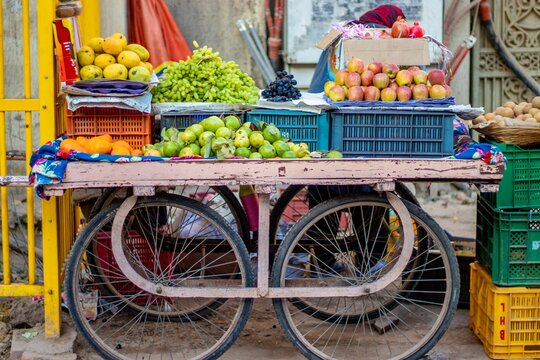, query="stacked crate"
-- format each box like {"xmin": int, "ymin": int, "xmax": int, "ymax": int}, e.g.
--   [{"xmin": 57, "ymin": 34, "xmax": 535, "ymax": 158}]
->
[{"xmin": 473, "ymin": 140, "xmax": 540, "ymax": 359}]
